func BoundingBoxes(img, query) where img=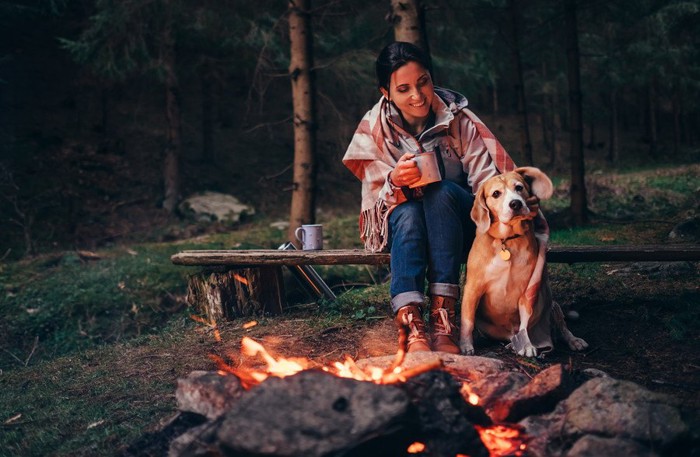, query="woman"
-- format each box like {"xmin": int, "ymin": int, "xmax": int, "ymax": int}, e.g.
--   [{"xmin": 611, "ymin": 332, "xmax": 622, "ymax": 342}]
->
[{"xmin": 342, "ymin": 42, "xmax": 521, "ymax": 354}]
